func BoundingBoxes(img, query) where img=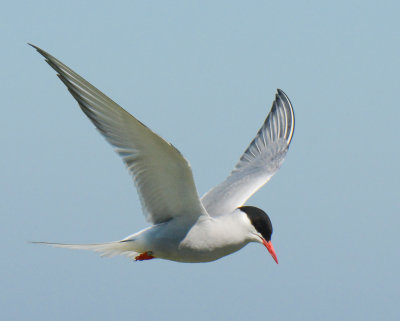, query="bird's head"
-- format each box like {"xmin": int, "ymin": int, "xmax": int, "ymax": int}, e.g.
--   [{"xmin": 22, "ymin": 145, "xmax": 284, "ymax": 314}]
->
[{"xmin": 239, "ymin": 206, "xmax": 278, "ymax": 264}]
